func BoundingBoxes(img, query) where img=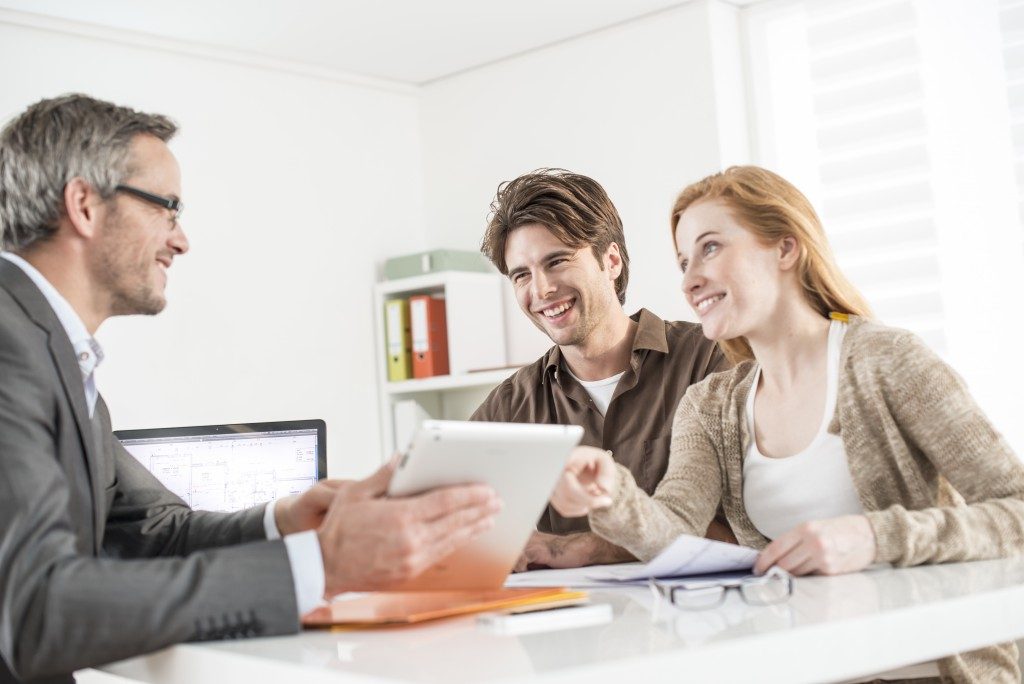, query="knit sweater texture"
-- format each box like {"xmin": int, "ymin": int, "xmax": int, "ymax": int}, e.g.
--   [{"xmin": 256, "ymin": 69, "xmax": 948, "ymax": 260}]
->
[{"xmin": 590, "ymin": 316, "xmax": 1024, "ymax": 682}]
